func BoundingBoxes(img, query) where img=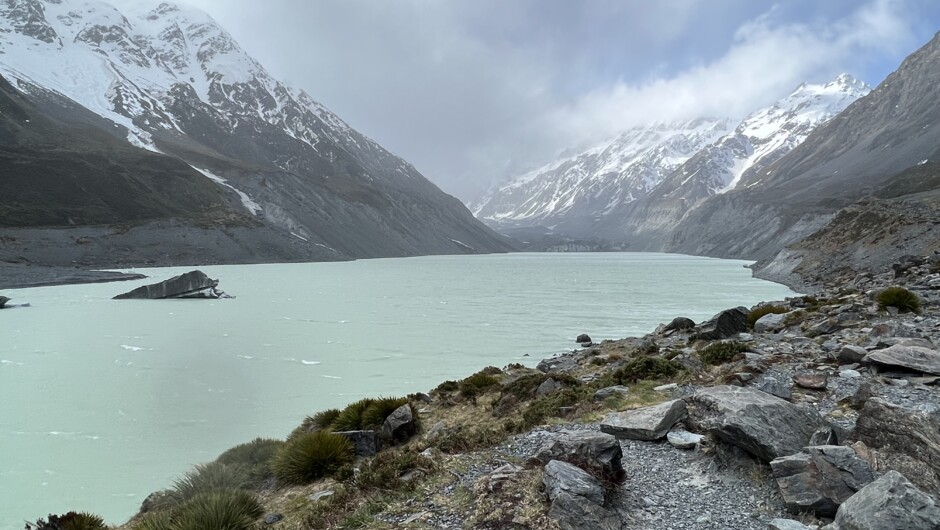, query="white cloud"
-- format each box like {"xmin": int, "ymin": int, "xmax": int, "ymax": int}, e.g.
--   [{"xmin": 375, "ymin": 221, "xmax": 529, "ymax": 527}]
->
[{"xmin": 546, "ymin": 0, "xmax": 920, "ymax": 150}]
